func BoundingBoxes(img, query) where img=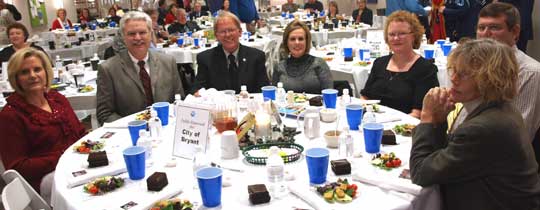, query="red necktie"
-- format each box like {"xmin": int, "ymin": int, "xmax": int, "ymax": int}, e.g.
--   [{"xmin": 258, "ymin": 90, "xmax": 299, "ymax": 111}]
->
[{"xmin": 138, "ymin": 60, "xmax": 154, "ymax": 106}]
